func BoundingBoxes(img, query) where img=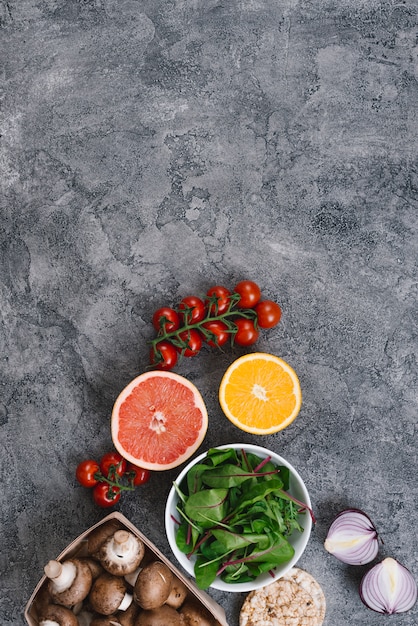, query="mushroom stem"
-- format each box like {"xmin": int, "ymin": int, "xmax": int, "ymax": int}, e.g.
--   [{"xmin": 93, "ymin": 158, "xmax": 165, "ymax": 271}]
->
[
  {"xmin": 44, "ymin": 560, "xmax": 77, "ymax": 593},
  {"xmin": 124, "ymin": 566, "xmax": 141, "ymax": 587},
  {"xmin": 118, "ymin": 592, "xmax": 133, "ymax": 612},
  {"xmin": 112, "ymin": 531, "xmax": 137, "ymax": 558}
]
